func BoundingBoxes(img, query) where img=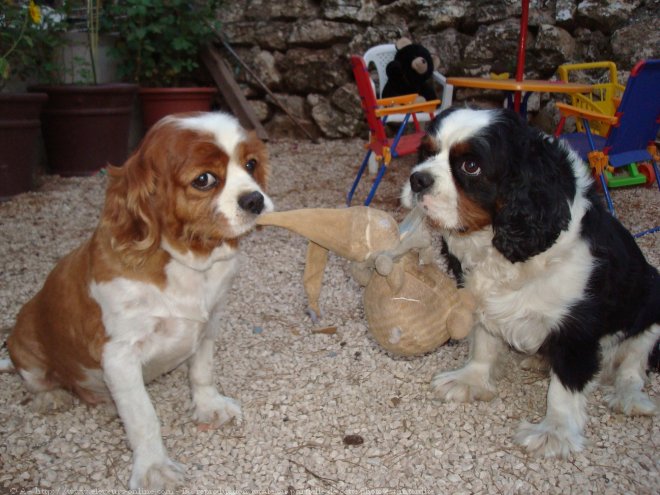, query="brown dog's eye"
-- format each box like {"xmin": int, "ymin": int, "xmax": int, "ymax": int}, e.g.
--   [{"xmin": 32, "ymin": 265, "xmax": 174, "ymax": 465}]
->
[
  {"xmin": 245, "ymin": 159, "xmax": 257, "ymax": 174},
  {"xmin": 460, "ymin": 159, "xmax": 481, "ymax": 177},
  {"xmin": 191, "ymin": 172, "xmax": 218, "ymax": 191}
]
